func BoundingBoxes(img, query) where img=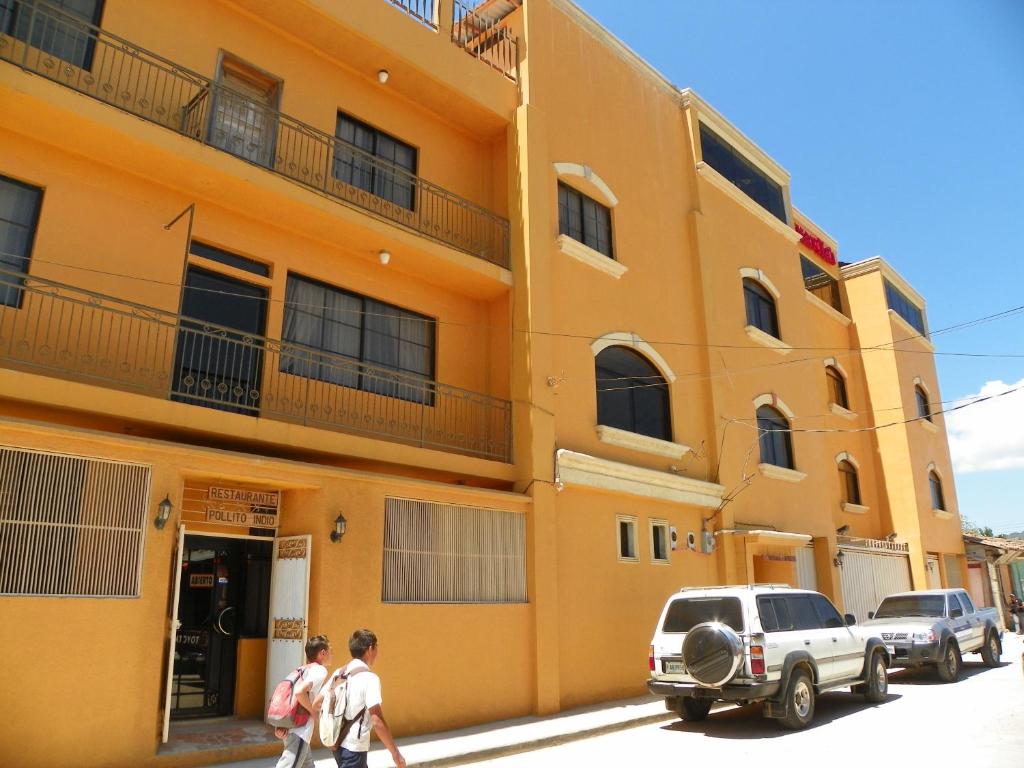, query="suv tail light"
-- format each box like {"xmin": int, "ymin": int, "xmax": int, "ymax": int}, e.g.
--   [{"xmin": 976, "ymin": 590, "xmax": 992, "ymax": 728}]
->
[
  {"xmin": 649, "ymin": 645, "xmax": 655, "ymax": 672},
  {"xmin": 750, "ymin": 644, "xmax": 765, "ymax": 676}
]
